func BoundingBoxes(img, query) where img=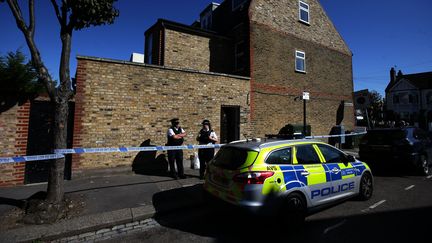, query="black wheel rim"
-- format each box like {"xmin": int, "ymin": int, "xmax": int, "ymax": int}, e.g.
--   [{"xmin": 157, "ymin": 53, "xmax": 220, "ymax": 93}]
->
[{"xmin": 361, "ymin": 175, "xmax": 372, "ymax": 198}]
